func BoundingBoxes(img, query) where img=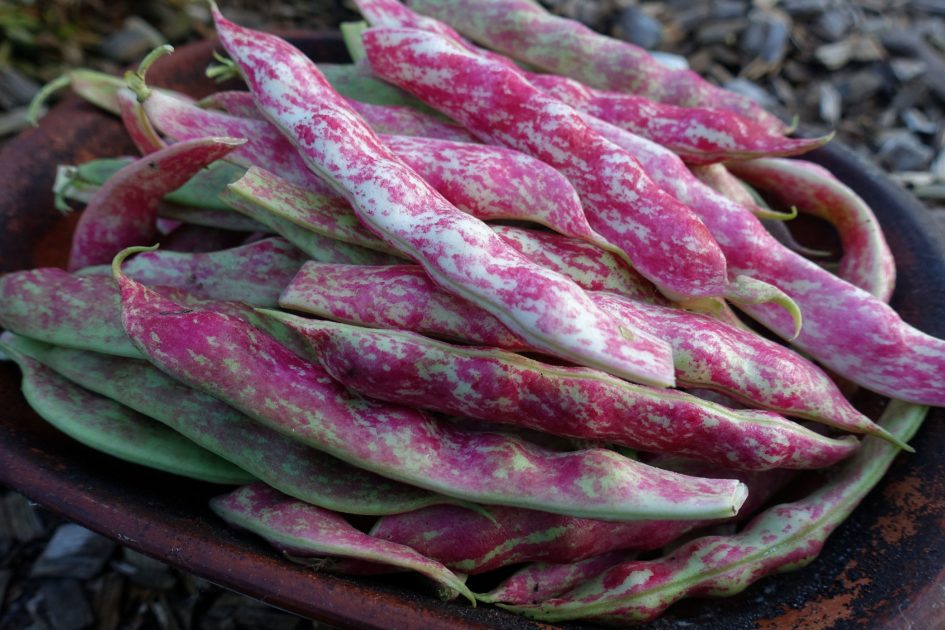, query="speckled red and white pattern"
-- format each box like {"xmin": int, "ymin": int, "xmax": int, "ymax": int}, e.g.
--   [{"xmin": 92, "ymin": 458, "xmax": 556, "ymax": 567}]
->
[
  {"xmin": 729, "ymin": 158, "xmax": 896, "ymax": 303},
  {"xmin": 147, "ymin": 91, "xmax": 616, "ymax": 262},
  {"xmin": 204, "ymin": 89, "xmax": 477, "ymax": 142},
  {"xmin": 480, "ymin": 549, "xmax": 635, "ymax": 606},
  {"xmin": 371, "ymin": 465, "xmax": 790, "ymax": 574},
  {"xmin": 279, "ymin": 262, "xmax": 886, "ymax": 438},
  {"xmin": 210, "ymin": 484, "xmax": 473, "ymax": 602},
  {"xmin": 499, "ymin": 401, "xmax": 926, "ymax": 622},
  {"xmin": 527, "ymin": 74, "xmax": 829, "ymax": 165},
  {"xmin": 361, "ymin": 27, "xmax": 730, "ymax": 302},
  {"xmin": 407, "ymin": 0, "xmax": 786, "ymax": 131},
  {"xmin": 211, "ymin": 11, "xmax": 675, "ymax": 387},
  {"xmin": 117, "ymin": 270, "xmax": 746, "ymax": 520},
  {"xmin": 593, "ymin": 293, "xmax": 888, "ymax": 440},
  {"xmin": 68, "ymin": 137, "xmax": 243, "ymax": 271},
  {"xmin": 79, "ymin": 237, "xmax": 307, "ymax": 308},
  {"xmin": 382, "ymin": 135, "xmax": 607, "ymax": 244},
  {"xmin": 275, "ymin": 315, "xmax": 858, "ymax": 471},
  {"xmin": 280, "ymin": 263, "xmax": 531, "ymax": 350},
  {"xmin": 347, "ymin": 100, "xmax": 477, "ymax": 142}
]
